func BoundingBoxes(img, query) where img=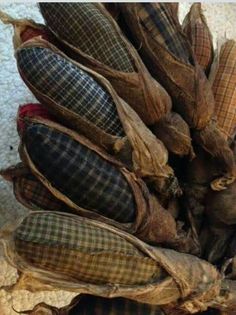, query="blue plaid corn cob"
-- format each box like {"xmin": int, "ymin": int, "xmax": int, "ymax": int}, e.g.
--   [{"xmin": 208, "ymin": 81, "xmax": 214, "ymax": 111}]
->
[
  {"xmin": 25, "ymin": 123, "xmax": 135, "ymax": 223},
  {"xmin": 14, "ymin": 212, "xmax": 166, "ymax": 285},
  {"xmin": 39, "ymin": 3, "xmax": 134, "ymax": 73},
  {"xmin": 17, "ymin": 46, "xmax": 125, "ymax": 137}
]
